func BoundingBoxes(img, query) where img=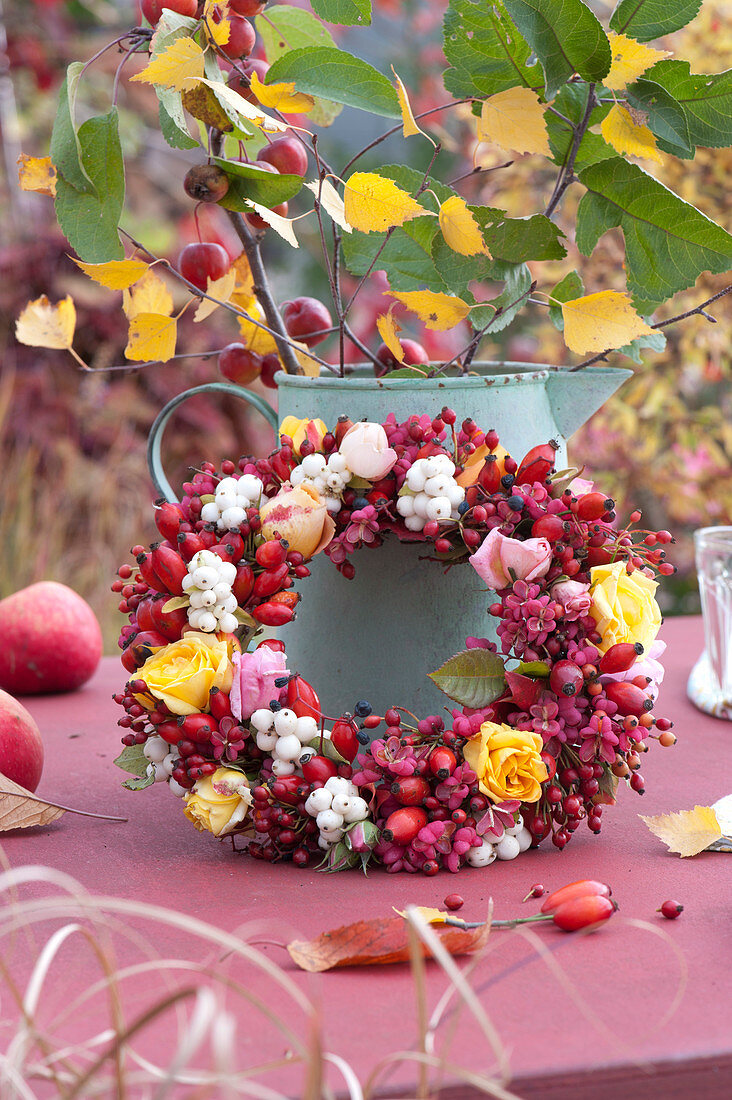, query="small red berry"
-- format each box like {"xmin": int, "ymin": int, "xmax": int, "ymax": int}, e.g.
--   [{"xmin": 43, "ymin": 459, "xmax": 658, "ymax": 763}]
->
[
  {"xmin": 659, "ymin": 899, "xmax": 684, "ymax": 919},
  {"xmin": 443, "ymin": 893, "xmax": 464, "ymax": 911},
  {"xmin": 522, "ymin": 883, "xmax": 545, "ymax": 902}
]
